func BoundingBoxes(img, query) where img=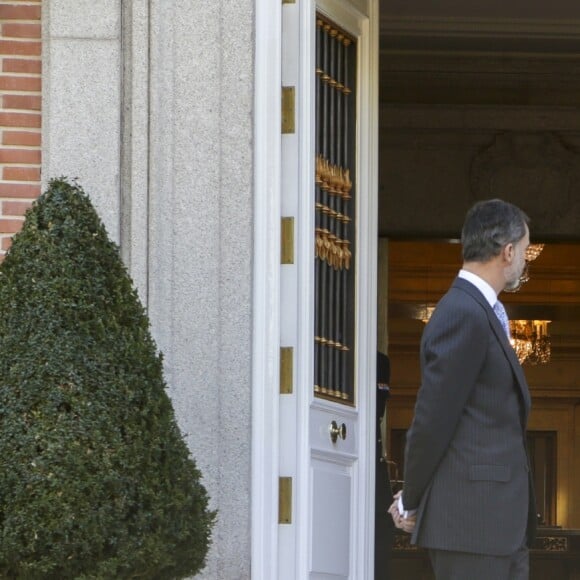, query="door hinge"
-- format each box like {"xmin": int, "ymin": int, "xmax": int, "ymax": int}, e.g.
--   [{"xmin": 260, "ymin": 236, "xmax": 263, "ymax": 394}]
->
[
  {"xmin": 281, "ymin": 217, "xmax": 294, "ymax": 264},
  {"xmin": 279, "ymin": 477, "xmax": 292, "ymax": 524},
  {"xmin": 280, "ymin": 347, "xmax": 293, "ymax": 394},
  {"xmin": 281, "ymin": 86, "xmax": 295, "ymax": 134}
]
